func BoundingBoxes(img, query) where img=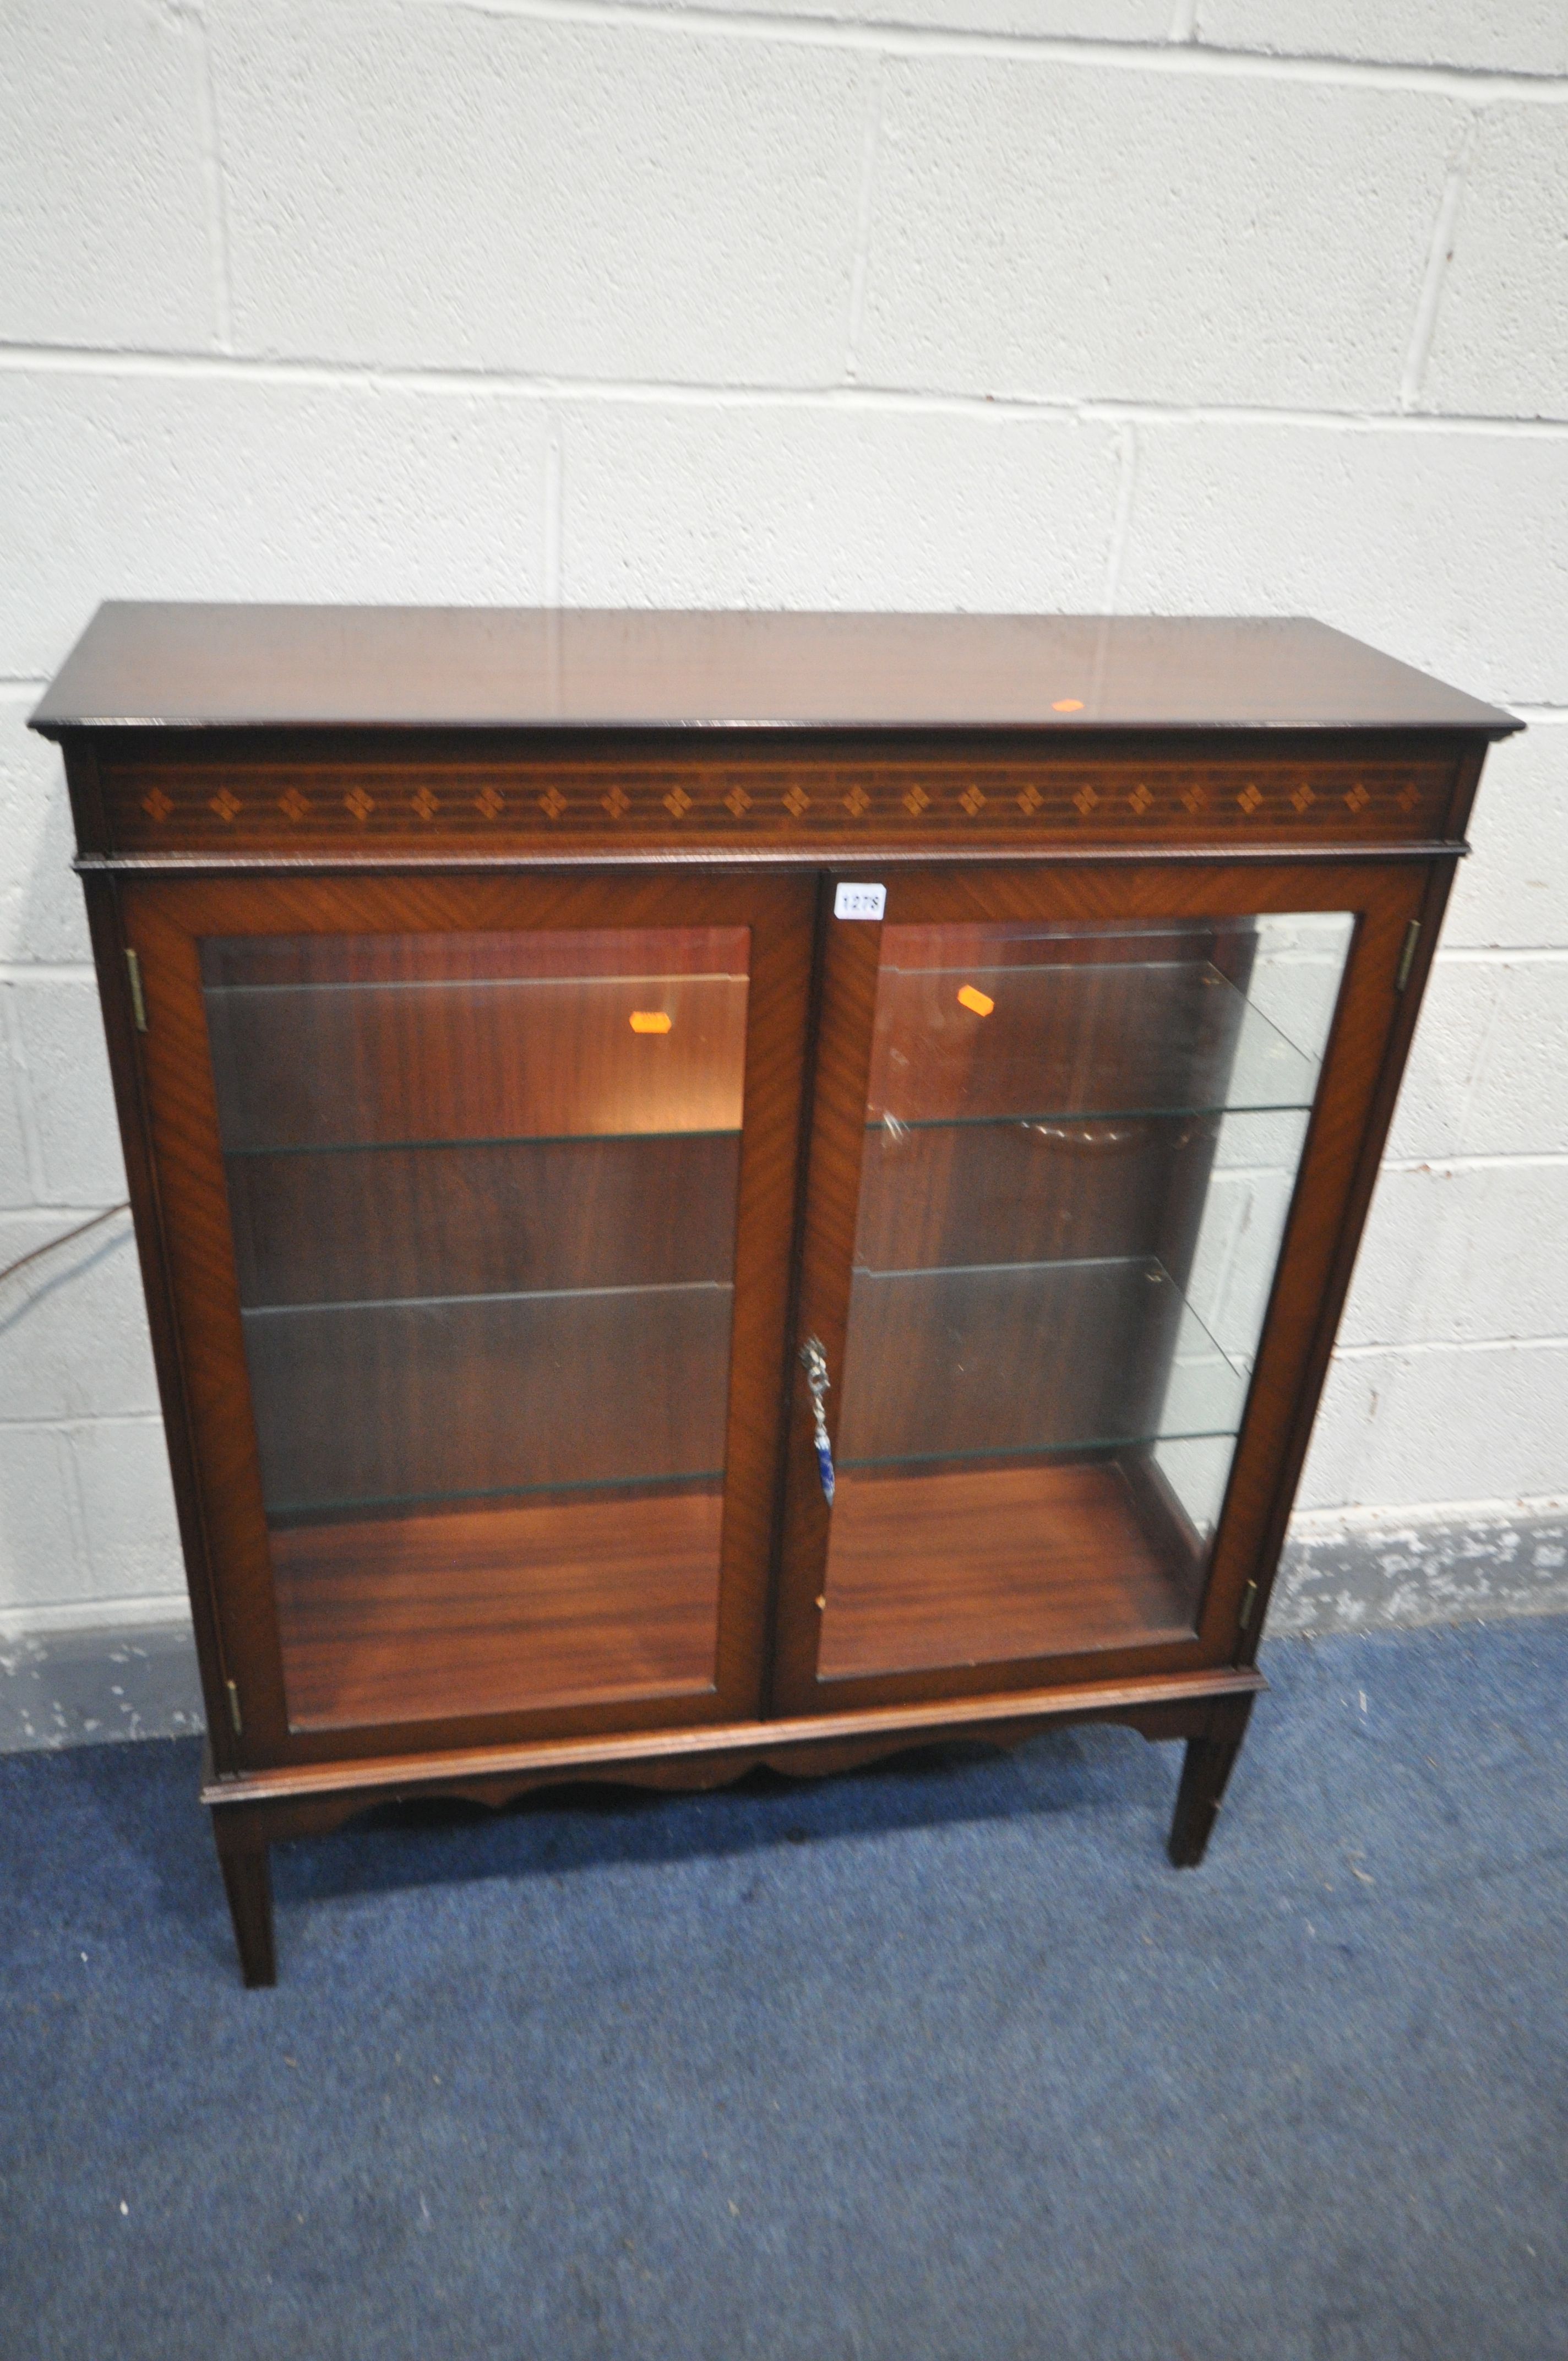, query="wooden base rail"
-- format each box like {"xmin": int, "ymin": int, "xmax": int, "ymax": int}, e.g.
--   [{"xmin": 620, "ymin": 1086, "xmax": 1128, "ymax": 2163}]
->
[{"xmin": 203, "ymin": 1665, "xmax": 1266, "ymax": 1810}]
